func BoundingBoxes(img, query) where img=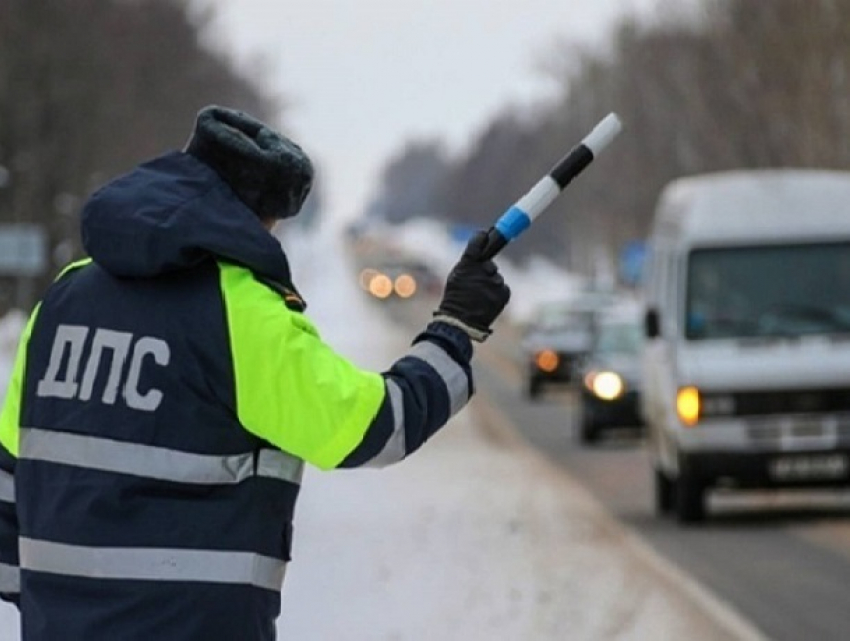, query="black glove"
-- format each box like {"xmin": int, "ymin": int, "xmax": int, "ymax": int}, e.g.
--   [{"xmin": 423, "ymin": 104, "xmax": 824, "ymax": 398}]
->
[{"xmin": 434, "ymin": 230, "xmax": 511, "ymax": 342}]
